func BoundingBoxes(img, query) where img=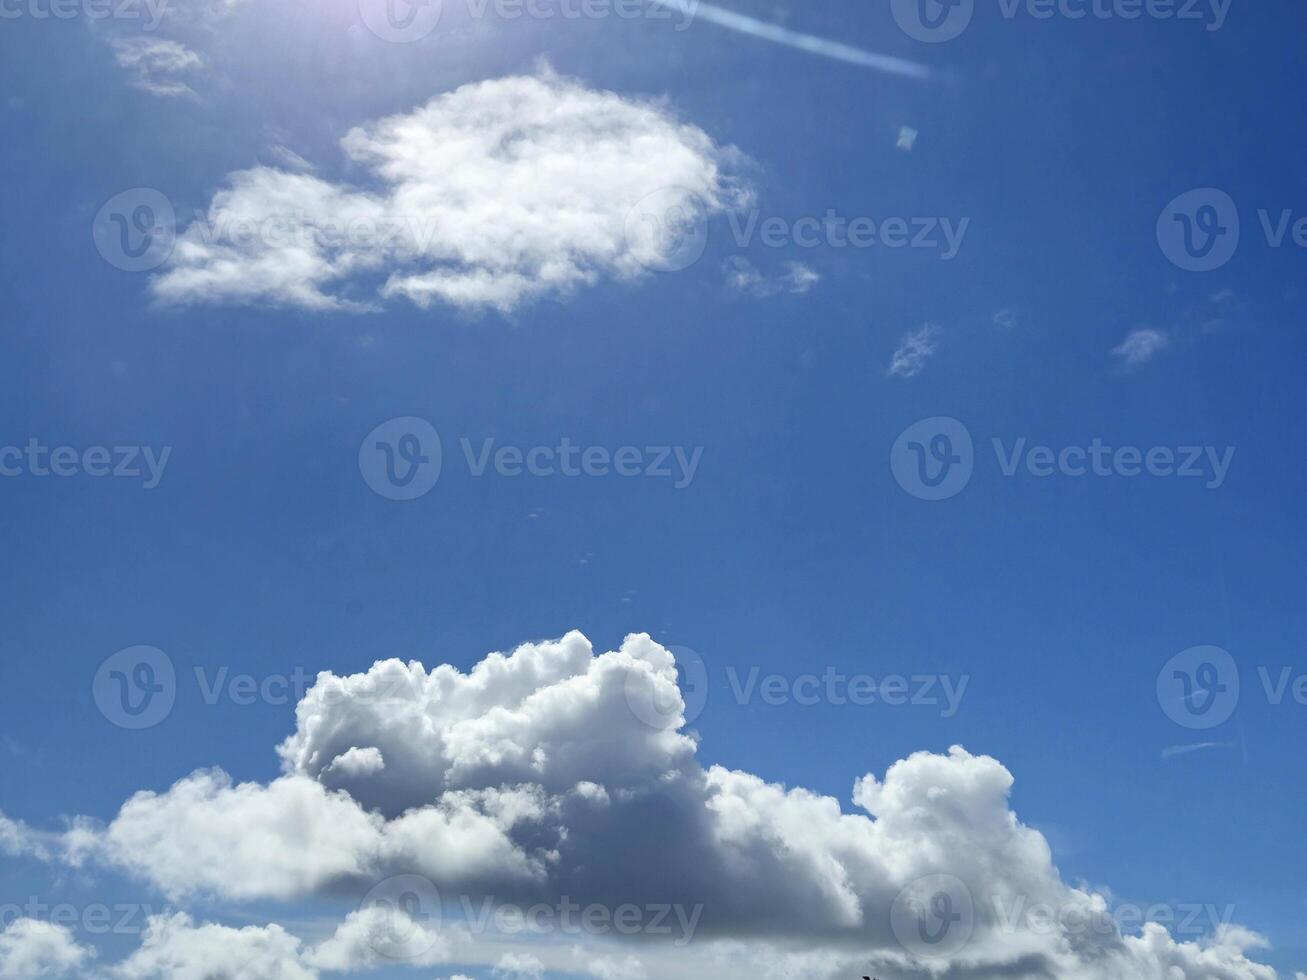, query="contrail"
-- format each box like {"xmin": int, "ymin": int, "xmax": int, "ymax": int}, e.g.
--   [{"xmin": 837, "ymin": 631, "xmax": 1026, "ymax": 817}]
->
[{"xmin": 651, "ymin": 0, "xmax": 933, "ymax": 81}]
